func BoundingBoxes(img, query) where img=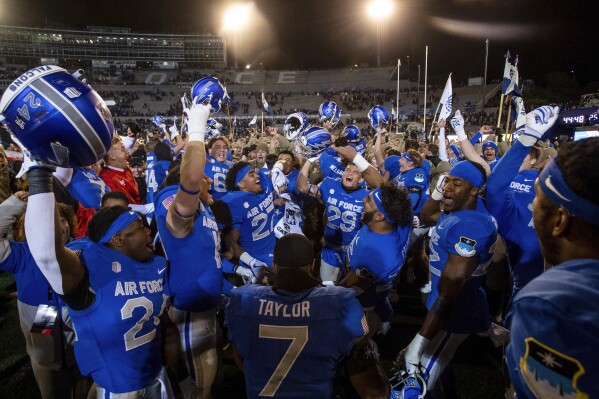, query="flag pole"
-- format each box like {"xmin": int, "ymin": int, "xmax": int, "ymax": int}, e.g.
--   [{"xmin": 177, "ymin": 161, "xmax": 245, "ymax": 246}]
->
[
  {"xmin": 482, "ymin": 39, "xmax": 489, "ymax": 114},
  {"xmin": 261, "ymin": 112, "xmax": 264, "ymax": 135},
  {"xmin": 396, "ymin": 58, "xmax": 400, "ymax": 134},
  {"xmin": 497, "ymin": 94, "xmax": 505, "ymax": 128},
  {"xmin": 428, "ymin": 101, "xmax": 442, "ymax": 140},
  {"xmin": 423, "ymin": 46, "xmax": 428, "ymax": 134},
  {"xmin": 504, "ymin": 96, "xmax": 512, "ymax": 136}
]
